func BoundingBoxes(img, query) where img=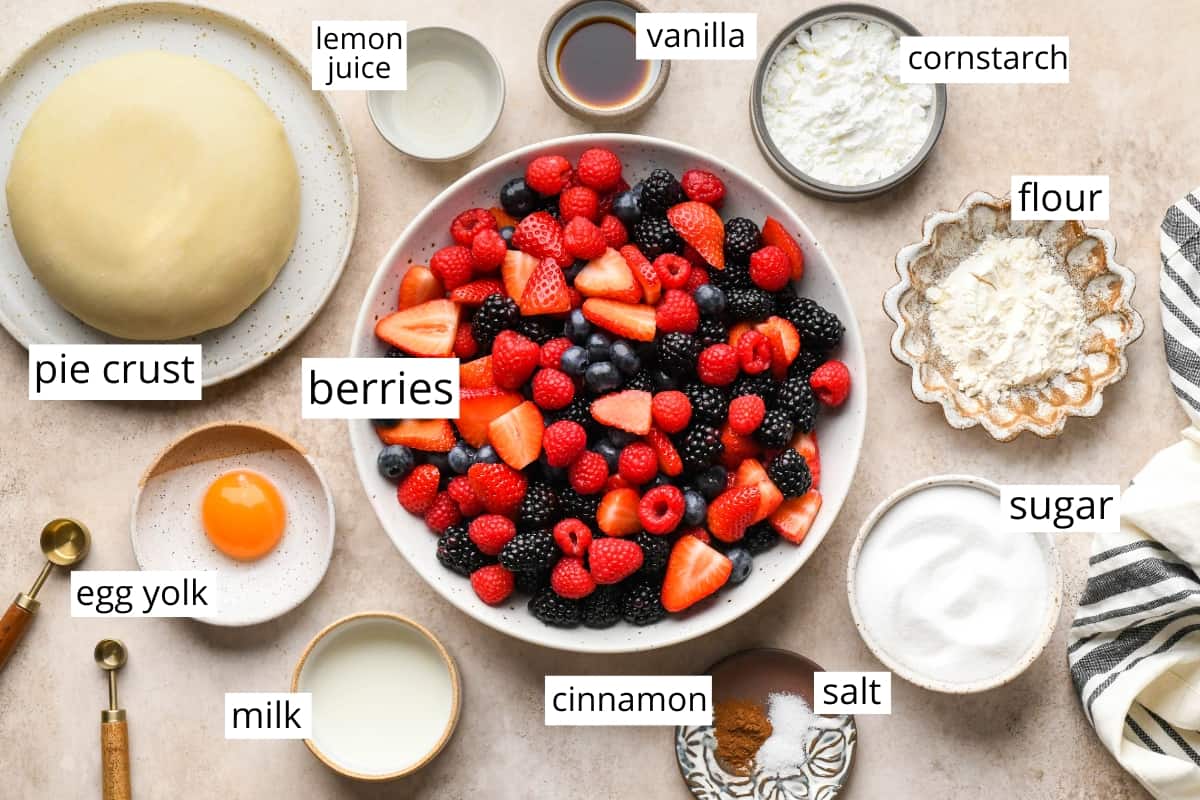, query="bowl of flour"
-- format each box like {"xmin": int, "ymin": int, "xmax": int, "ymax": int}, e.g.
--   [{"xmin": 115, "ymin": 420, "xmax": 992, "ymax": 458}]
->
[{"xmin": 750, "ymin": 5, "xmax": 947, "ymax": 200}]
